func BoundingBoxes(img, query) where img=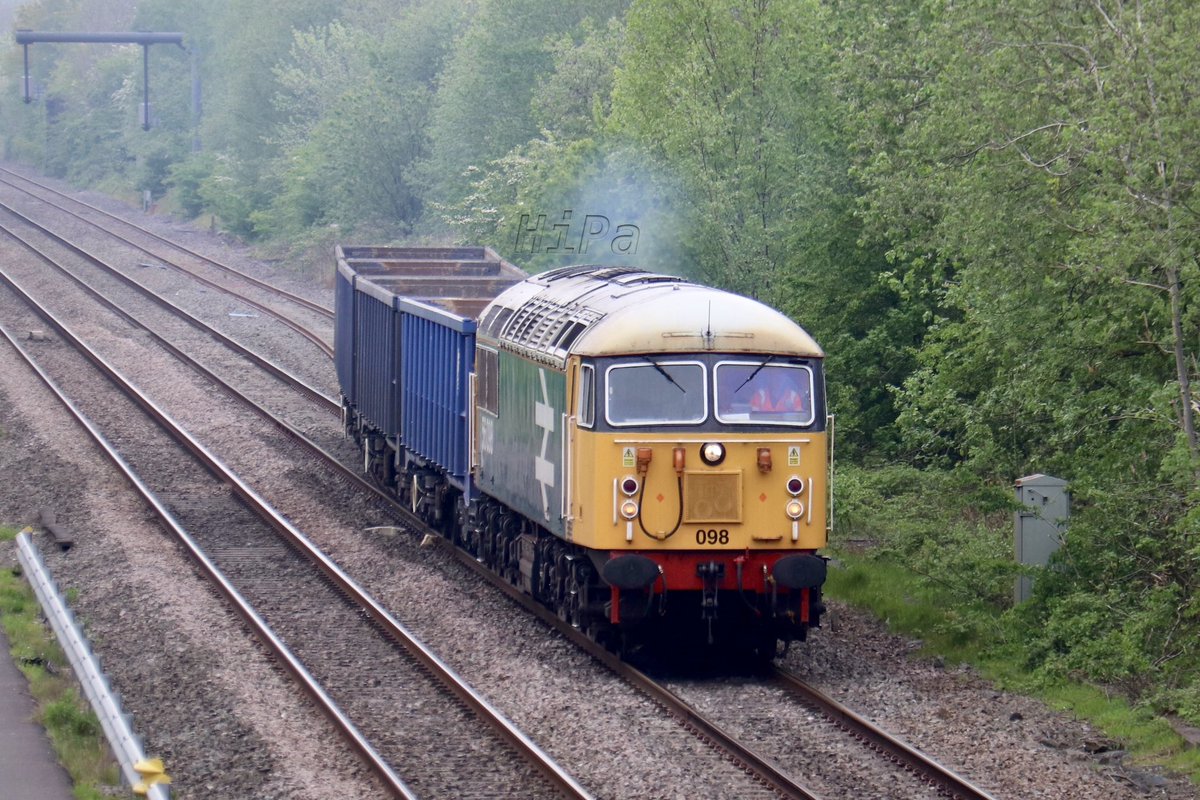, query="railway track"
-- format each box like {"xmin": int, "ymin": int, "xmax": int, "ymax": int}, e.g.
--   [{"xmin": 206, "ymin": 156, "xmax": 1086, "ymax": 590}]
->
[
  {"xmin": 0, "ymin": 193, "xmax": 811, "ymax": 798},
  {"xmin": 0, "ymin": 197, "xmax": 392, "ymax": 520},
  {"xmin": 0, "ymin": 193, "xmax": 859, "ymax": 797},
  {"xmin": 0, "ymin": 262, "xmax": 589, "ymax": 799},
  {"xmin": 0, "ymin": 166, "xmax": 334, "ymax": 357},
  {"xmin": 0, "ymin": 204, "xmax": 338, "ymax": 415},
  {"xmin": 770, "ymin": 667, "xmax": 1000, "ymax": 800},
  {"xmin": 0, "ymin": 170, "xmax": 1011, "ymax": 798},
  {"xmin": 0, "ymin": 186, "xmax": 802, "ymax": 797},
  {"xmin": 2, "ymin": 198, "xmax": 803, "ymax": 794},
  {"xmin": 442, "ymin": 536, "xmax": 1004, "ymax": 799}
]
